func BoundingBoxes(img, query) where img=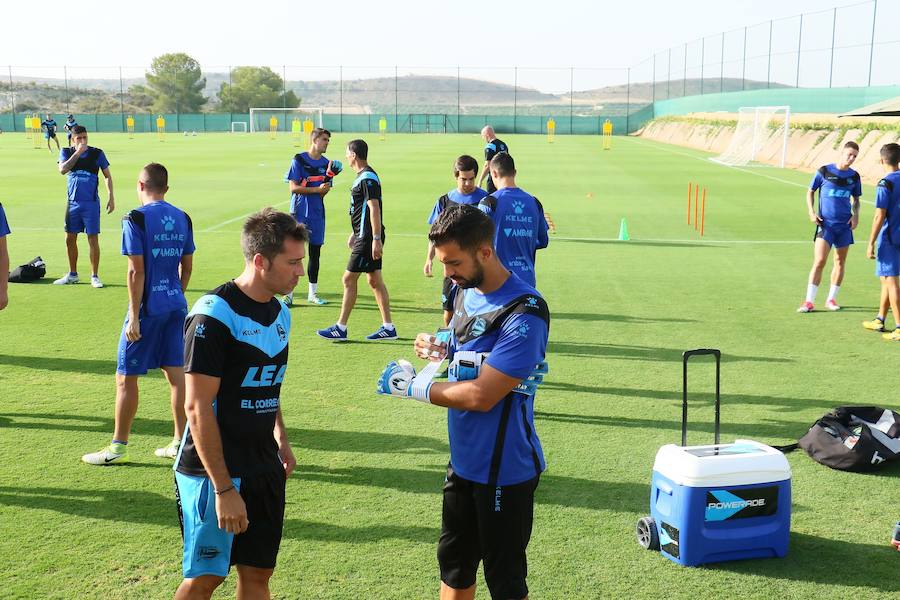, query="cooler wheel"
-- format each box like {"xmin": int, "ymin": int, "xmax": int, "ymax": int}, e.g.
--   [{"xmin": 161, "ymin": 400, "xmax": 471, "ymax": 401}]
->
[{"xmin": 636, "ymin": 516, "xmax": 660, "ymax": 551}]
